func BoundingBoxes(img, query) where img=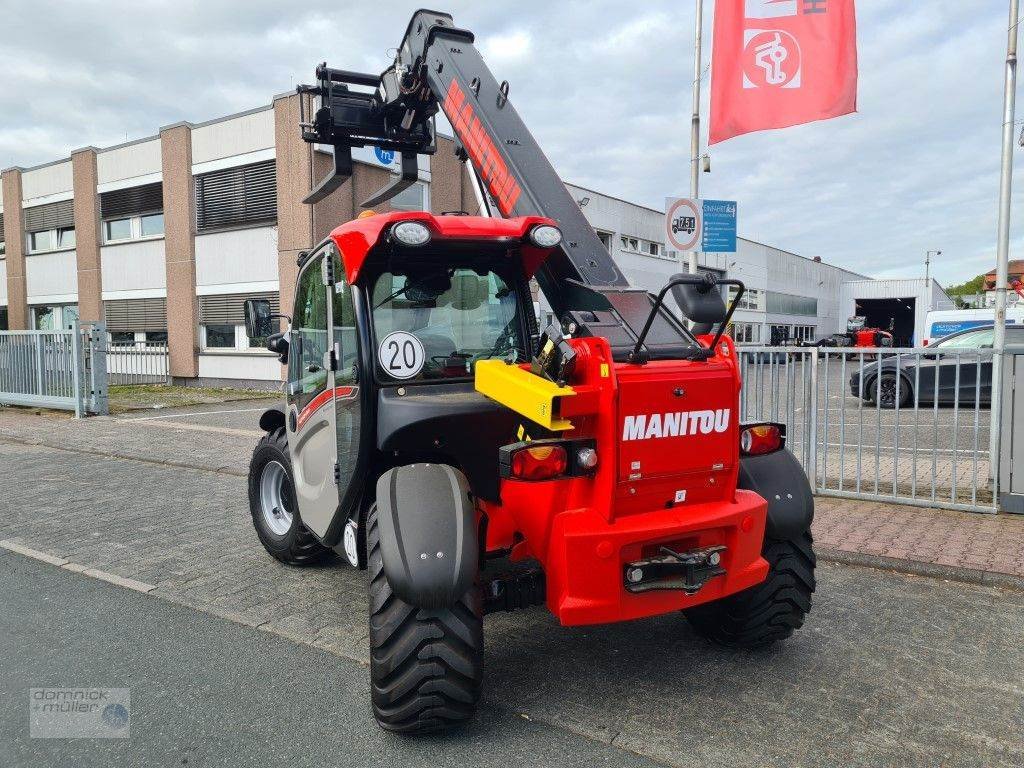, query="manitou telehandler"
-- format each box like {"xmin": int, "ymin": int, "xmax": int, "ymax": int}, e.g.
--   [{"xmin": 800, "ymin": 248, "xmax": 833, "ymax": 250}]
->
[{"xmin": 243, "ymin": 9, "xmax": 815, "ymax": 733}]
